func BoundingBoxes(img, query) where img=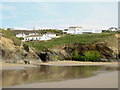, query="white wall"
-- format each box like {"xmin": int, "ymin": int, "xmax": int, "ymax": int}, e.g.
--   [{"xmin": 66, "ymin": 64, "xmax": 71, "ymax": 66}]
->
[
  {"xmin": 16, "ymin": 33, "xmax": 26, "ymax": 38},
  {"xmin": 67, "ymin": 28, "xmax": 82, "ymax": 34}
]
